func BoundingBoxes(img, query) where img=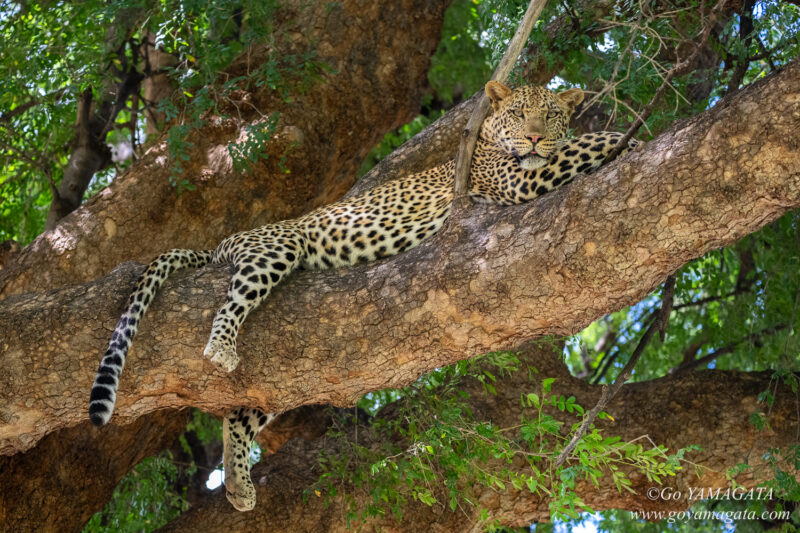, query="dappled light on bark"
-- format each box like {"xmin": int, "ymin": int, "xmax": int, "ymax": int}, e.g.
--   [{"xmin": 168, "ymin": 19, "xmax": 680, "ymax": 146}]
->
[{"xmin": 1, "ymin": 60, "xmax": 798, "ymax": 455}]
